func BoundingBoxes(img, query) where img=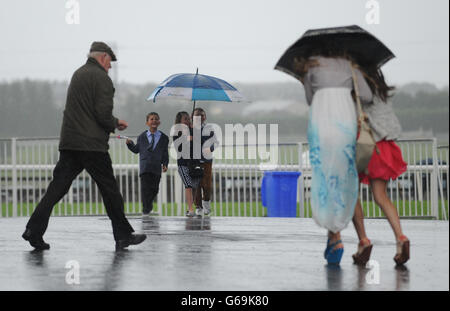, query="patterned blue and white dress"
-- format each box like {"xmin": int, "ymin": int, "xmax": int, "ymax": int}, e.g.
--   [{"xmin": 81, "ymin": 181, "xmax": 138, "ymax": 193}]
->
[{"xmin": 303, "ymin": 57, "xmax": 373, "ymax": 233}]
